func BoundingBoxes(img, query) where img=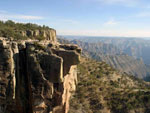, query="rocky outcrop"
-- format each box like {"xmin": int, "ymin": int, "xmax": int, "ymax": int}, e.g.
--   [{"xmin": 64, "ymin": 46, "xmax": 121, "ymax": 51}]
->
[
  {"xmin": 0, "ymin": 36, "xmax": 81, "ymax": 113},
  {"xmin": 19, "ymin": 29, "xmax": 57, "ymax": 42}
]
